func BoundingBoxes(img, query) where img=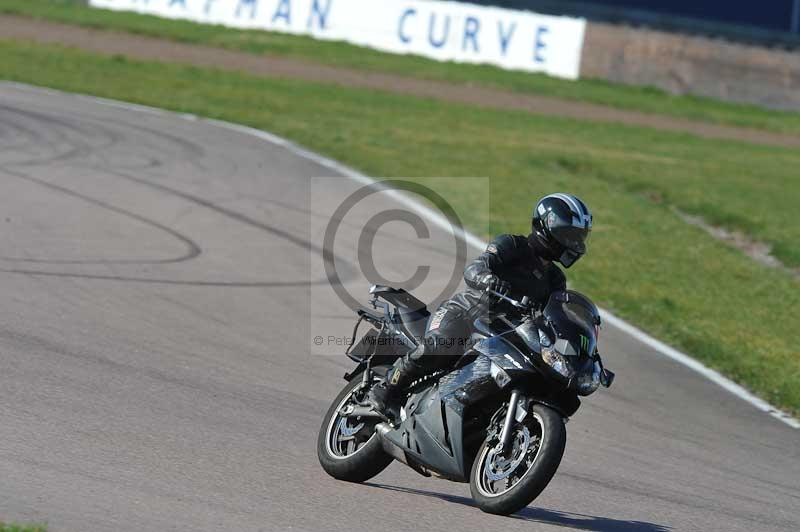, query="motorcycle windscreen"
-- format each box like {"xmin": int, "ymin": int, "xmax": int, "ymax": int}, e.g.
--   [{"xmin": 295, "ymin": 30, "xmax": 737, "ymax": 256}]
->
[{"xmin": 543, "ymin": 290, "xmax": 600, "ymax": 356}]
